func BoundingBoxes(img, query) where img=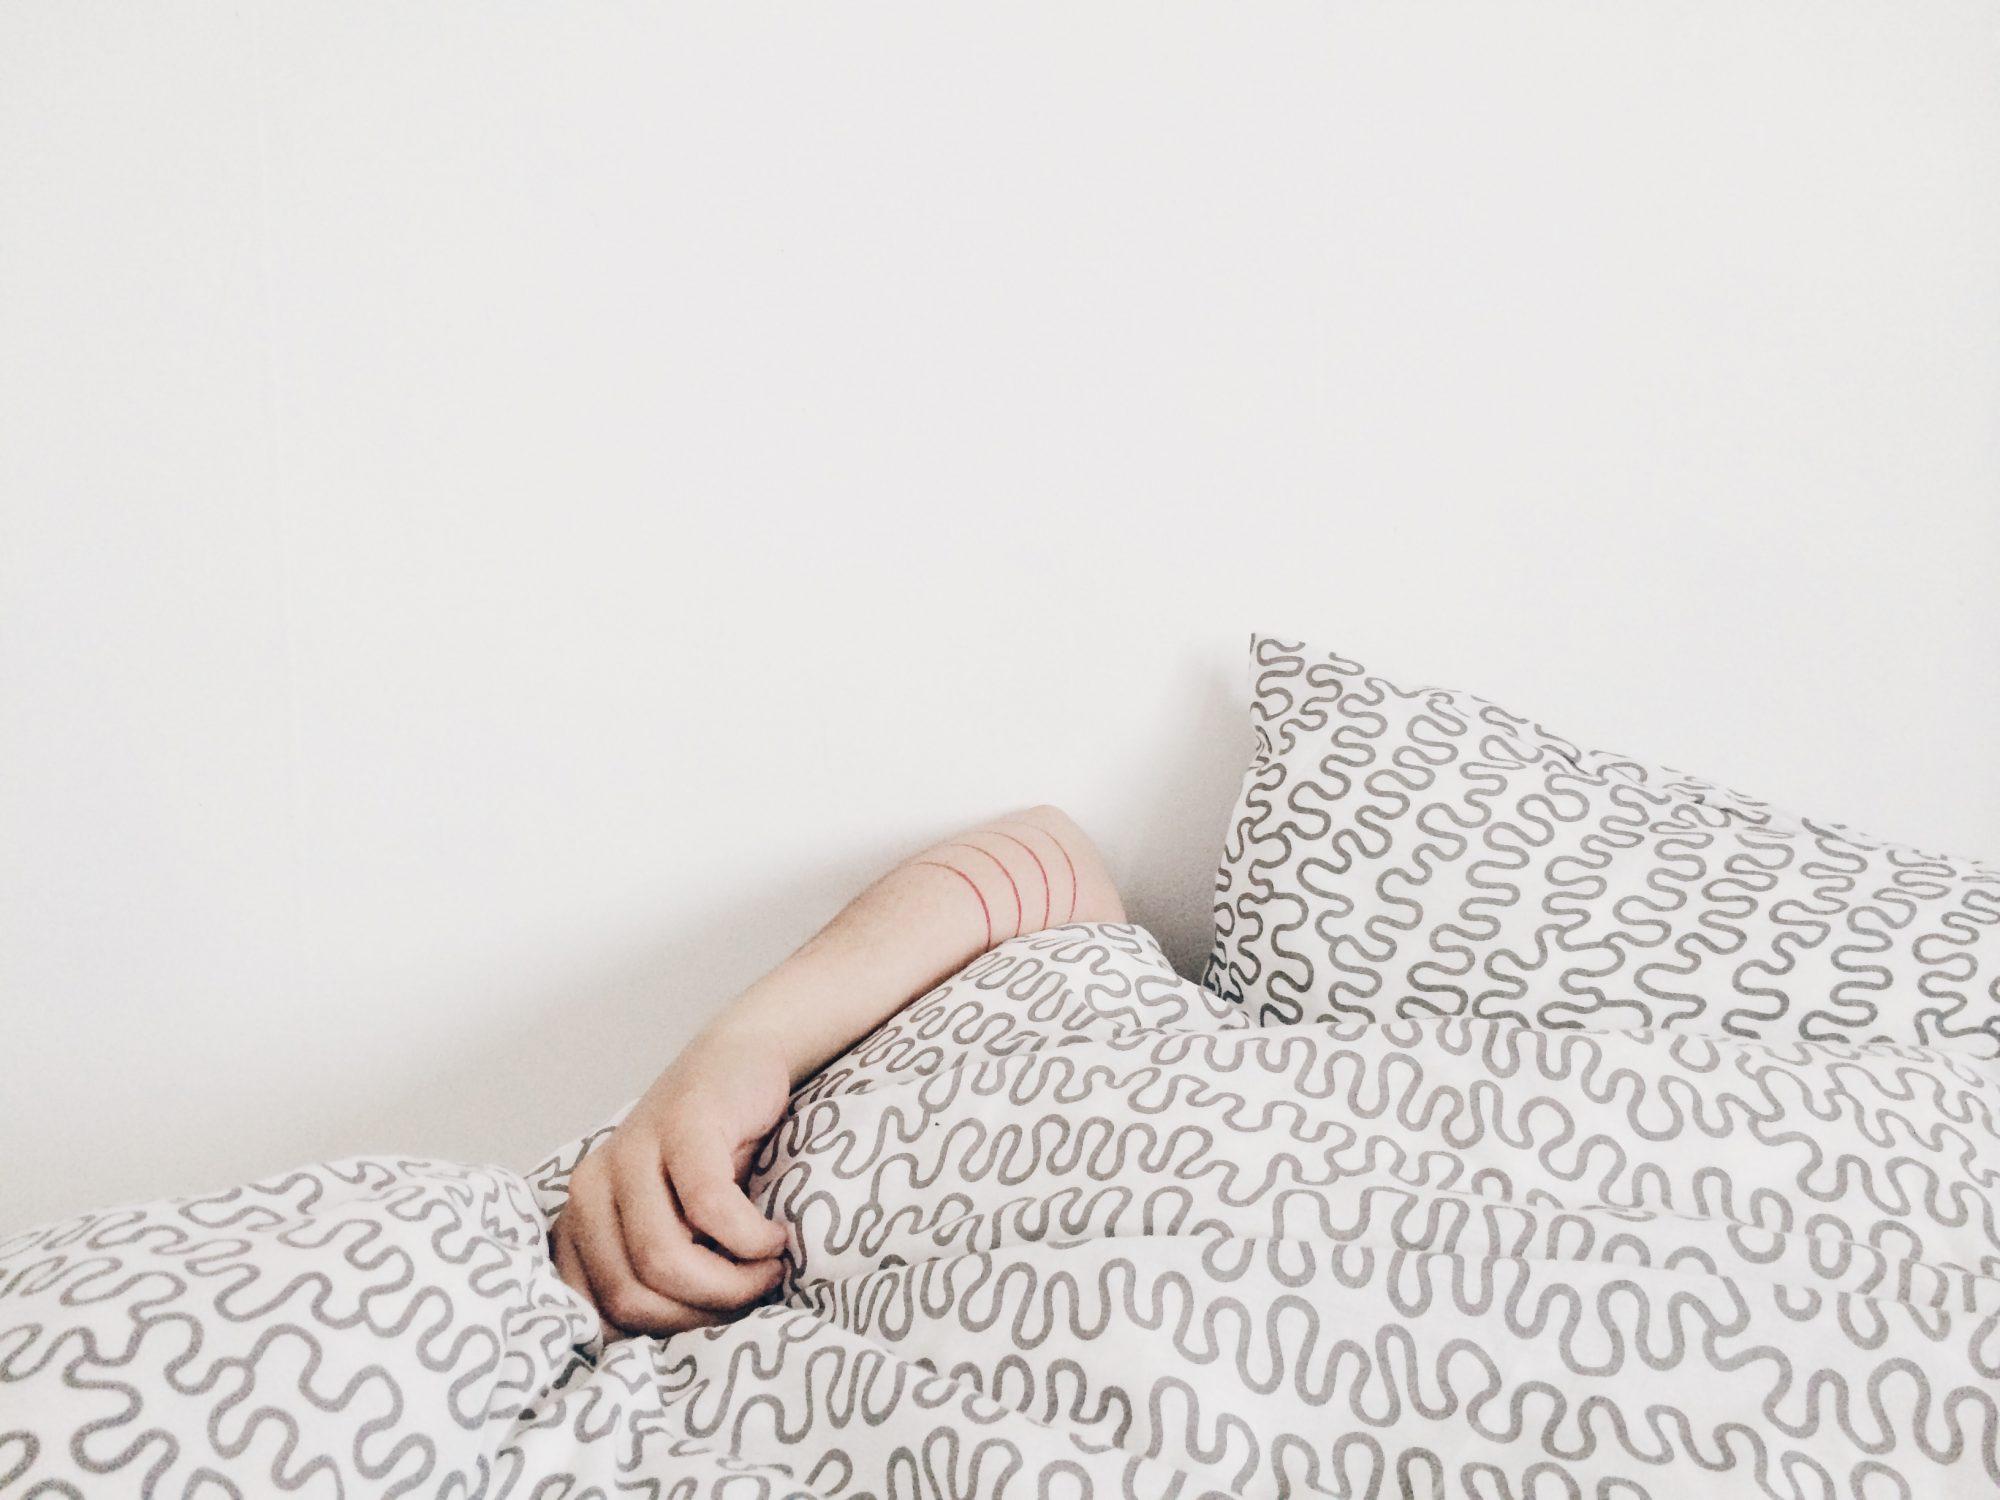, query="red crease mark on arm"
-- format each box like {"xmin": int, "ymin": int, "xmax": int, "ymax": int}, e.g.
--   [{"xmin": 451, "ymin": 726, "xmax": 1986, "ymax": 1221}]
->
[
  {"xmin": 1046, "ymin": 832, "xmax": 1078, "ymax": 921},
  {"xmin": 944, "ymin": 842, "xmax": 1022, "ymax": 939},
  {"xmin": 997, "ymin": 822, "xmax": 1079, "ymax": 923},
  {"xmin": 916, "ymin": 860, "xmax": 992, "ymax": 949},
  {"xmin": 990, "ymin": 832, "xmax": 1051, "ymax": 929}
]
